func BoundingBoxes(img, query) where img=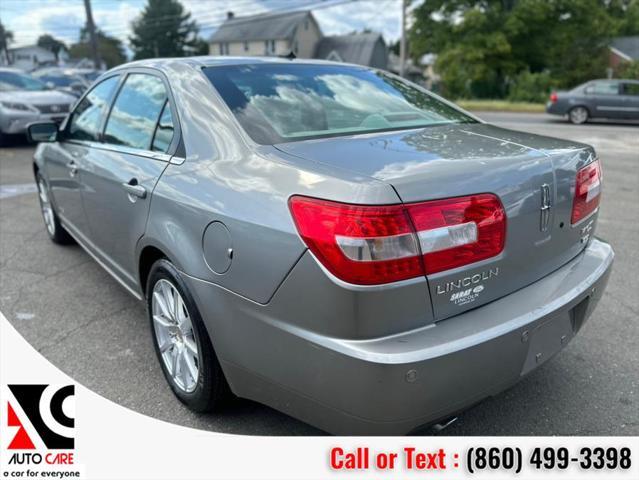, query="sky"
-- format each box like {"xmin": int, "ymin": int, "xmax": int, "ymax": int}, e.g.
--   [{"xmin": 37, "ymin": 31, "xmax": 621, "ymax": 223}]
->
[{"xmin": 0, "ymin": 0, "xmax": 404, "ymax": 54}]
